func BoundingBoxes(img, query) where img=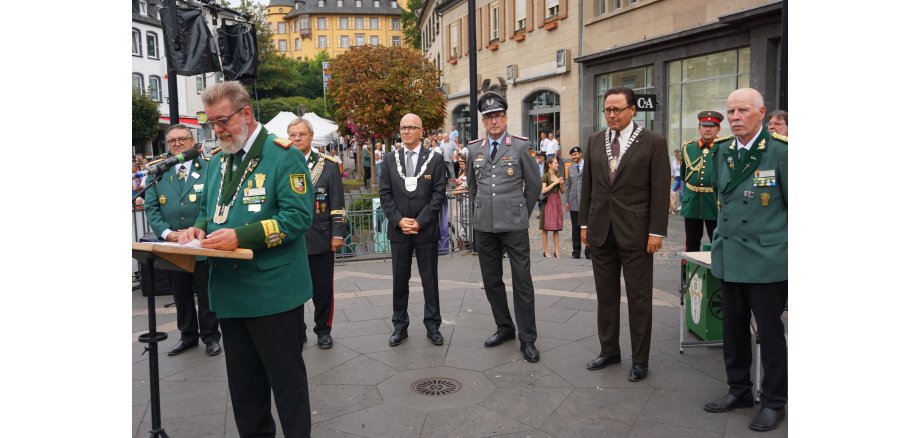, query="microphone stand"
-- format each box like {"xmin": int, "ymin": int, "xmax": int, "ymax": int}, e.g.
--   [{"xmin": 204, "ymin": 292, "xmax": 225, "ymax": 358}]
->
[{"xmin": 131, "ymin": 171, "xmax": 170, "ymax": 438}]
